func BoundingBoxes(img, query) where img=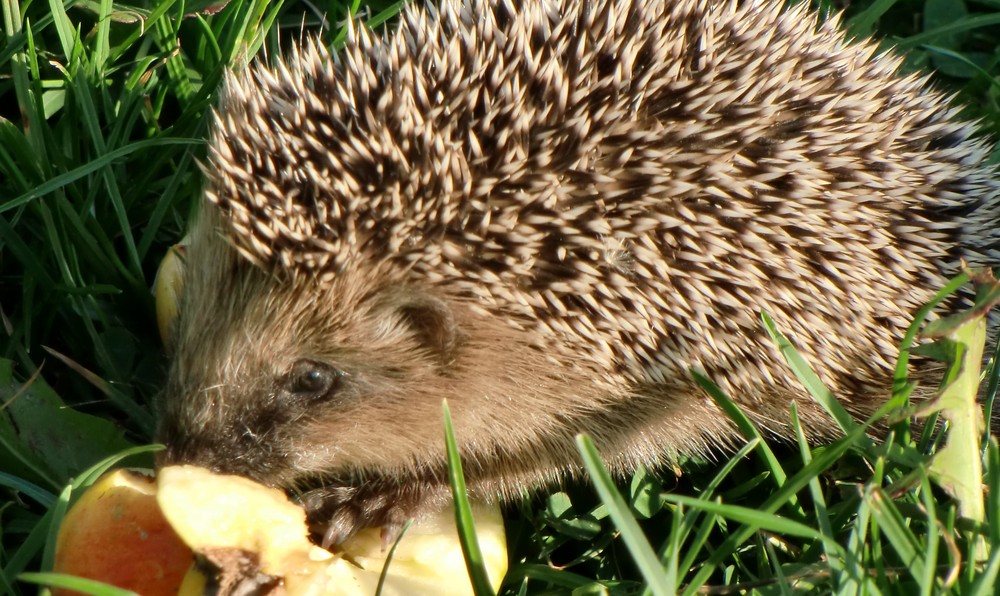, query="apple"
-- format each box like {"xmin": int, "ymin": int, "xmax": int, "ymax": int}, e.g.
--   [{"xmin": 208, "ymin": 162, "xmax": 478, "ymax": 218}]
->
[
  {"xmin": 52, "ymin": 465, "xmax": 507, "ymax": 595},
  {"xmin": 52, "ymin": 469, "xmax": 193, "ymax": 596}
]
